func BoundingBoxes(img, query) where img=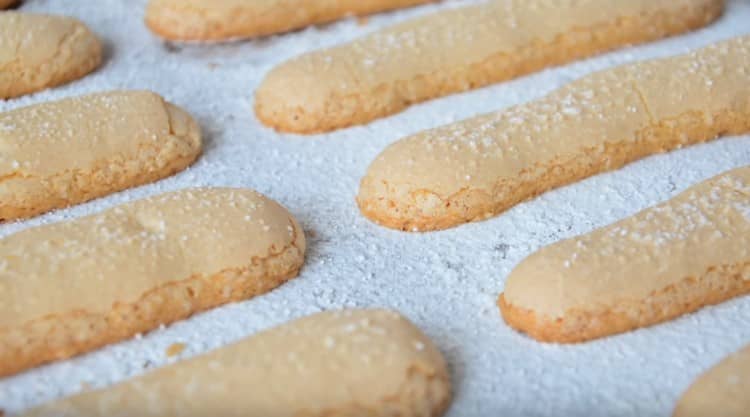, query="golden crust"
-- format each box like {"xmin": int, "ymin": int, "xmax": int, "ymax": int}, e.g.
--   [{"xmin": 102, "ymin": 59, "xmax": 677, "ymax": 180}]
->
[
  {"xmin": 358, "ymin": 105, "xmax": 750, "ymax": 232},
  {"xmin": 0, "ymin": 221, "xmax": 305, "ymax": 377},
  {"xmin": 23, "ymin": 309, "xmax": 449, "ymax": 417},
  {"xmin": 499, "ymin": 262, "xmax": 750, "ymax": 343},
  {"xmin": 0, "ymin": 150, "xmax": 199, "ymax": 222},
  {"xmin": 0, "ymin": 13, "xmax": 102, "ymax": 99},
  {"xmin": 256, "ymin": 0, "xmax": 724, "ymax": 134},
  {"xmin": 0, "ymin": 95, "xmax": 203, "ymax": 222},
  {"xmin": 673, "ymin": 343, "xmax": 750, "ymax": 417},
  {"xmin": 144, "ymin": 0, "xmax": 434, "ymax": 42}
]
